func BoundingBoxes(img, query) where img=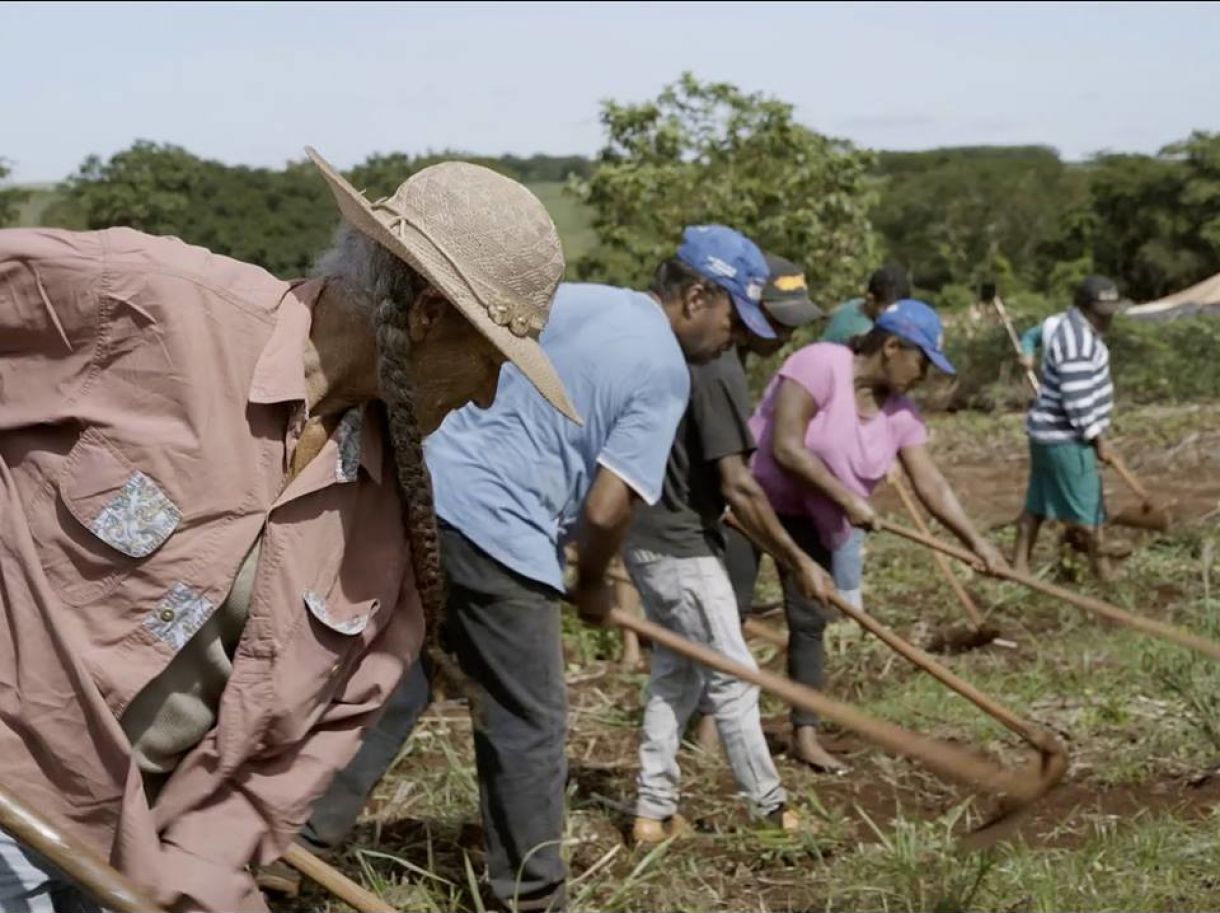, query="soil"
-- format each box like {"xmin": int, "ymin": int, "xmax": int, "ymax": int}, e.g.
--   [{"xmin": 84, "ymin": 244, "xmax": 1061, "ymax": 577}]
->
[{"xmin": 288, "ymin": 413, "xmax": 1220, "ymax": 909}]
